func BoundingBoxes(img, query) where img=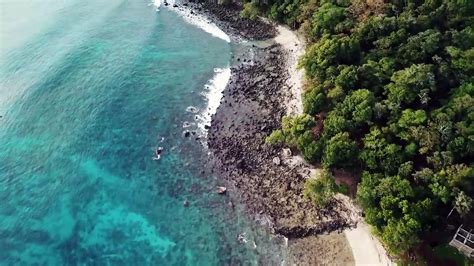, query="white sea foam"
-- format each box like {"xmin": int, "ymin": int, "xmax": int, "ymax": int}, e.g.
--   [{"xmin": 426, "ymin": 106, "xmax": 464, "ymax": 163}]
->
[
  {"xmin": 153, "ymin": 0, "xmax": 161, "ymax": 11},
  {"xmin": 153, "ymin": 1, "xmax": 232, "ymax": 138},
  {"xmin": 198, "ymin": 67, "xmax": 231, "ymax": 132},
  {"xmin": 182, "ymin": 121, "xmax": 195, "ymax": 128},
  {"xmin": 162, "ymin": 0, "xmax": 231, "ymax": 43}
]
